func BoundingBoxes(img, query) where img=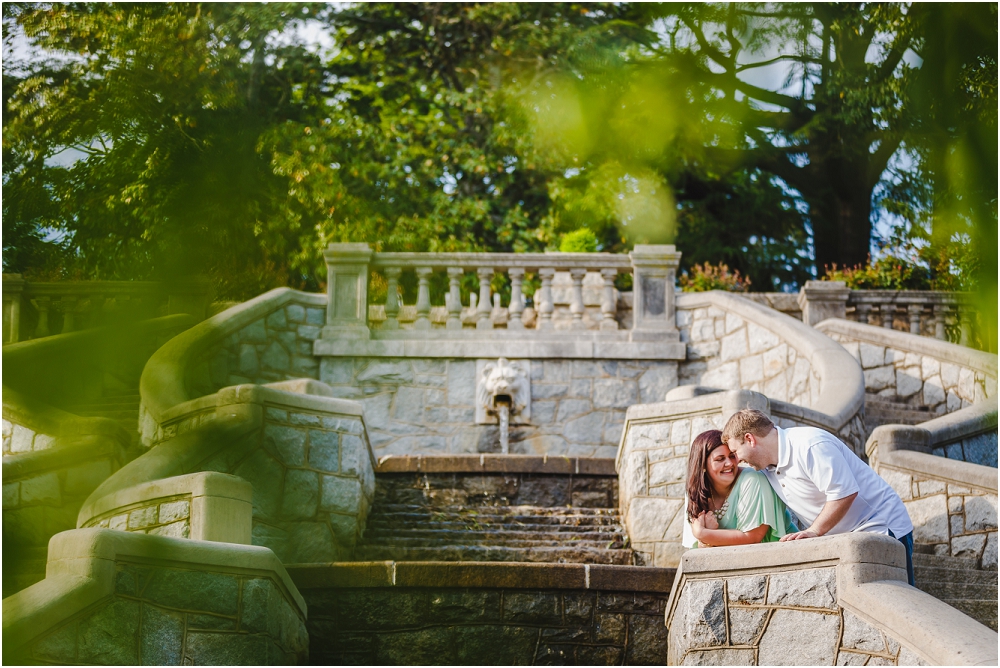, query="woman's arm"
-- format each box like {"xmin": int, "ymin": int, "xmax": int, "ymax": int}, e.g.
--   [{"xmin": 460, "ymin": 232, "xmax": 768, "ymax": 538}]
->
[{"xmin": 691, "ymin": 515, "xmax": 770, "ymax": 547}]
